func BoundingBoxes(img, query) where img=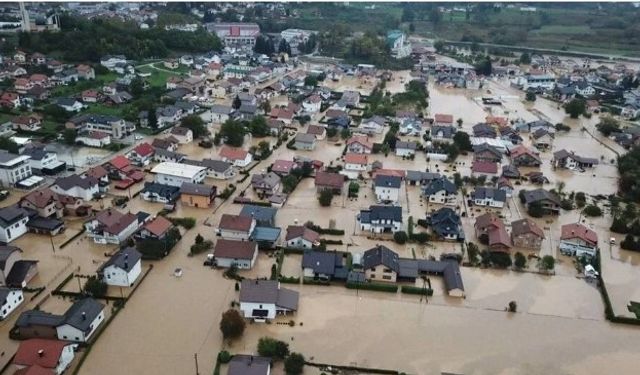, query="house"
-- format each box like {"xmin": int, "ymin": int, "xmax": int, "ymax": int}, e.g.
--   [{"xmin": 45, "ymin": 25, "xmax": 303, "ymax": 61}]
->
[
  {"xmin": 474, "ymin": 213, "xmax": 510, "ymax": 251},
  {"xmin": 154, "ymin": 148, "xmax": 186, "ymax": 163},
  {"xmin": 362, "ymin": 245, "xmax": 399, "ymax": 282},
  {"xmin": 434, "ymin": 113, "xmax": 454, "ymax": 127},
  {"xmin": 343, "ymin": 153, "xmax": 369, "ymax": 177},
  {"xmin": 20, "ymin": 188, "xmax": 66, "ymax": 219},
  {"xmin": 100, "ymin": 55, "xmax": 127, "ymax": 70},
  {"xmin": 239, "ymin": 279, "xmax": 299, "ymax": 321},
  {"xmin": 501, "ymin": 164, "xmax": 520, "ymax": 179},
  {"xmin": 293, "ymin": 133, "xmax": 316, "ymax": 151},
  {"xmin": 560, "ymin": 223, "xmax": 598, "ymax": 257},
  {"xmin": 266, "ymin": 119, "xmax": 284, "ymax": 136},
  {"xmin": 180, "ymin": 183, "xmax": 216, "ymax": 208},
  {"xmin": 315, "ymin": 171, "xmax": 345, "ymax": 194},
  {"xmin": 358, "ymin": 205, "xmax": 403, "ymax": 234},
  {"xmin": 271, "ymin": 160, "xmax": 297, "ymax": 176},
  {"xmin": 170, "ymin": 127, "xmax": 193, "ymax": 144},
  {"xmin": 0, "ymin": 245, "xmax": 38, "ymax": 288},
  {"xmin": 531, "ymin": 128, "xmax": 554, "ymax": 150},
  {"xmin": 423, "ymin": 177, "xmax": 458, "ymax": 206},
  {"xmin": 346, "ymin": 135, "xmax": 373, "ymax": 154},
  {"xmin": 55, "ymin": 298, "xmax": 105, "ymax": 342},
  {"xmin": 152, "ymin": 138, "xmax": 179, "ymax": 152},
  {"xmin": 374, "ymin": 175, "xmax": 402, "ymax": 204},
  {"xmin": 0, "ymin": 151, "xmax": 33, "ymax": 187},
  {"xmin": 251, "ymin": 172, "xmax": 281, "ymax": 196},
  {"xmin": 302, "ymin": 95, "xmax": 322, "ymax": 113},
  {"xmin": 431, "ymin": 126, "xmax": 455, "ymax": 143},
  {"xmin": 200, "ymin": 159, "xmax": 235, "ymax": 179},
  {"xmin": 510, "ymin": 145, "xmax": 541, "ymax": 167},
  {"xmin": 67, "ymin": 114, "xmax": 127, "ymax": 139},
  {"xmin": 84, "ymin": 166, "xmax": 109, "ymax": 191},
  {"xmin": 399, "ymin": 118, "xmax": 422, "ymax": 136},
  {"xmin": 84, "ymin": 208, "xmax": 139, "ymax": 245},
  {"xmin": 218, "ymin": 214, "xmax": 255, "ymax": 240},
  {"xmin": 140, "ymin": 182, "xmax": 180, "ymax": 204},
  {"xmin": 76, "ymin": 64, "xmax": 95, "ymax": 80},
  {"xmin": 552, "ymin": 149, "xmax": 599, "ymax": 170},
  {"xmin": 76, "ymin": 130, "xmax": 111, "ymax": 148},
  {"xmin": 306, "ymin": 125, "xmax": 326, "ymax": 140},
  {"xmin": 395, "ymin": 141, "xmax": 417, "ymax": 157},
  {"xmin": 55, "ymin": 98, "xmax": 83, "ymax": 112},
  {"xmin": 138, "ymin": 216, "xmax": 175, "ymax": 240},
  {"xmin": 219, "ymin": 146, "xmax": 253, "ymax": 168},
  {"xmin": 11, "ymin": 115, "xmax": 41, "ymax": 131},
  {"xmin": 405, "ymin": 171, "xmax": 441, "ymax": 186},
  {"xmin": 511, "ymin": 218, "xmax": 545, "ymax": 250},
  {"xmin": 239, "ymin": 205, "xmax": 277, "ymax": 227},
  {"xmin": 1, "ymin": 92, "xmax": 21, "ymax": 108},
  {"xmin": 301, "ymin": 250, "xmax": 349, "ymax": 281},
  {"xmin": 472, "ymin": 187, "xmax": 507, "ymax": 208},
  {"xmin": 13, "ymin": 339, "xmax": 77, "ymax": 375},
  {"xmin": 358, "ymin": 116, "xmax": 386, "ymax": 135},
  {"xmin": 128, "ymin": 143, "xmax": 155, "ymax": 166},
  {"xmin": 473, "ymin": 123, "xmax": 497, "ymax": 138},
  {"xmin": 497, "ymin": 176, "xmax": 514, "ymax": 197},
  {"xmin": 471, "ymin": 160, "xmax": 499, "ymax": 178},
  {"xmin": 210, "ymin": 104, "xmax": 233, "ymax": 123},
  {"xmin": 81, "ymin": 89, "xmax": 99, "ymax": 103},
  {"xmin": 214, "ymin": 239, "xmax": 258, "ymax": 269},
  {"xmin": 51, "ymin": 174, "xmax": 99, "ymax": 201},
  {"xmin": 228, "ymin": 355, "xmax": 271, "ymax": 375},
  {"xmin": 97, "ymin": 247, "xmax": 142, "ymax": 287},
  {"xmin": 0, "ymin": 287, "xmax": 23, "ymax": 320},
  {"xmin": 473, "ymin": 144, "xmax": 503, "ymax": 163},
  {"xmin": 285, "ymin": 226, "xmax": 320, "ymax": 249},
  {"xmin": 21, "ymin": 145, "xmax": 66, "ymax": 175},
  {"xmin": 521, "ymin": 189, "xmax": 561, "ymax": 215},
  {"xmin": 429, "ymin": 207, "xmax": 464, "ymax": 241},
  {"xmin": 151, "ymin": 162, "xmax": 206, "ymax": 187}
]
